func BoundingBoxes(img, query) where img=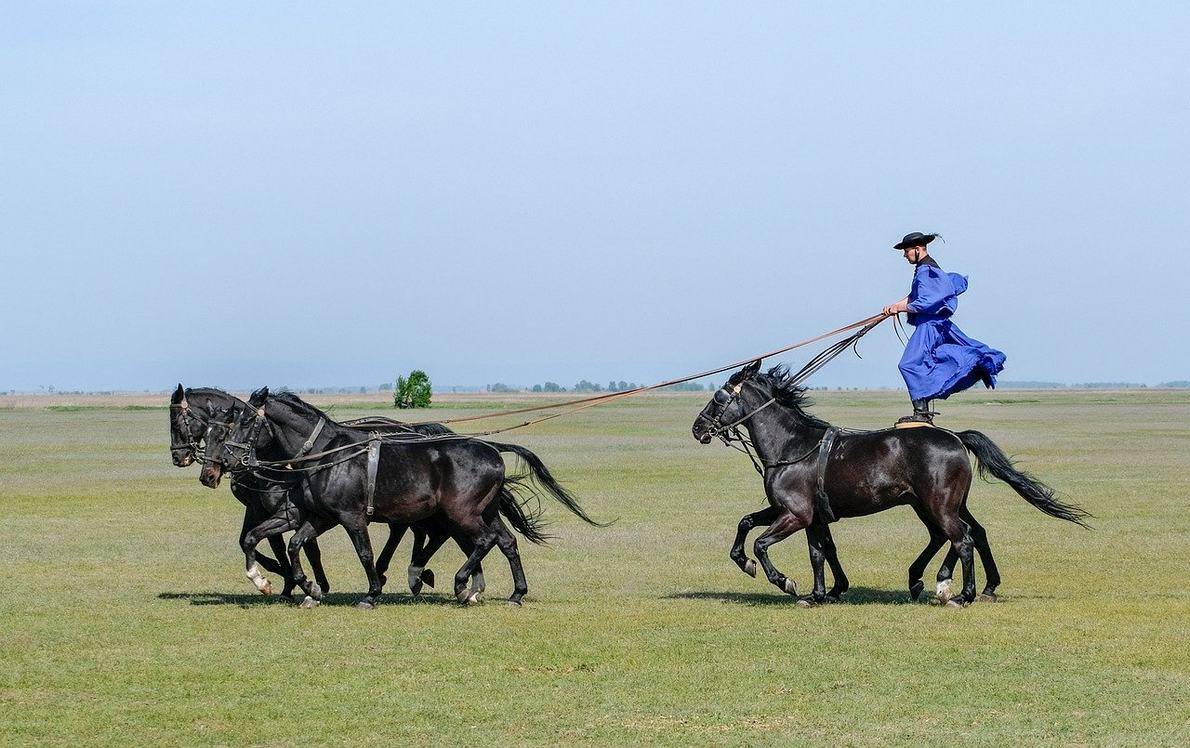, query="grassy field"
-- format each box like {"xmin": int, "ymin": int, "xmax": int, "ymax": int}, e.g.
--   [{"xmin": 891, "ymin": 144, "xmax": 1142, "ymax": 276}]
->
[{"xmin": 1, "ymin": 390, "xmax": 1187, "ymax": 745}]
